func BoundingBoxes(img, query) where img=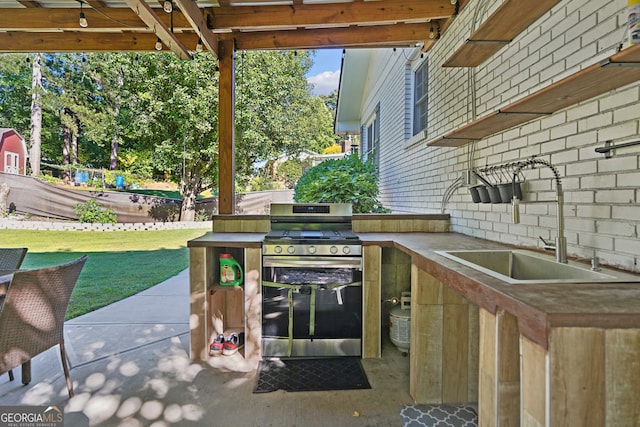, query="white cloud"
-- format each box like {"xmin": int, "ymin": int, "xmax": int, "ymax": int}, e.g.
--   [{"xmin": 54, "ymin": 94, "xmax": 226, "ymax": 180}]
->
[{"xmin": 307, "ymin": 69, "xmax": 340, "ymax": 96}]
